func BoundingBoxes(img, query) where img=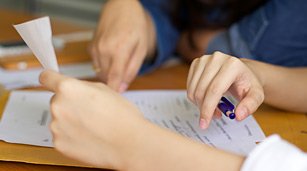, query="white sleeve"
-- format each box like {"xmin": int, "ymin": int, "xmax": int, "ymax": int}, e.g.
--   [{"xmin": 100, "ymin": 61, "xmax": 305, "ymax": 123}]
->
[{"xmin": 241, "ymin": 134, "xmax": 307, "ymax": 171}]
